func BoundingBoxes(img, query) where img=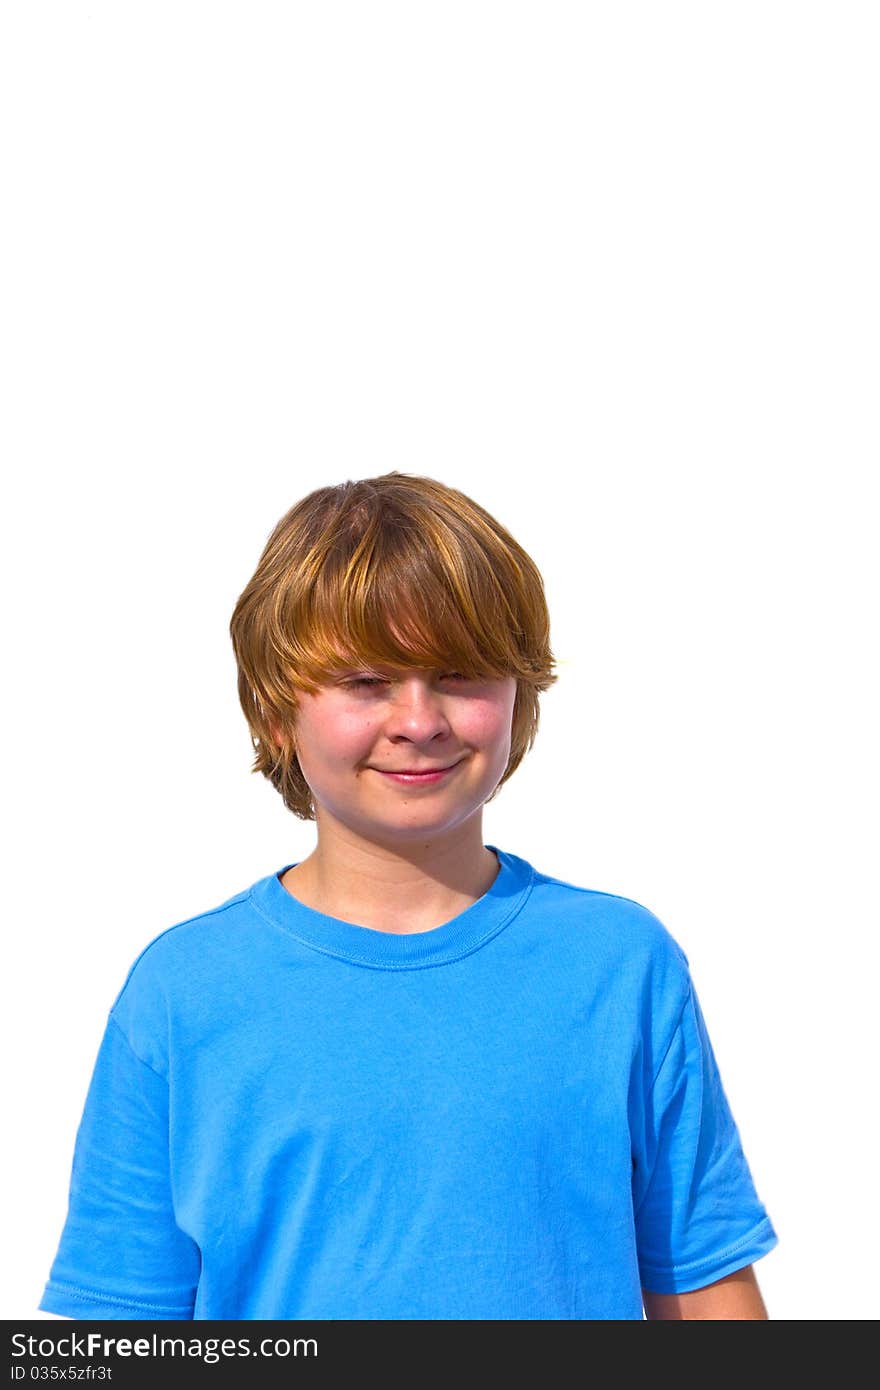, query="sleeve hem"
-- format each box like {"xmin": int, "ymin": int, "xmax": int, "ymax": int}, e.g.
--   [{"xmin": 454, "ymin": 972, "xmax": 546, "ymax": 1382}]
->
[
  {"xmin": 639, "ymin": 1216, "xmax": 779, "ymax": 1294},
  {"xmin": 39, "ymin": 1280, "xmax": 194, "ymax": 1321}
]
